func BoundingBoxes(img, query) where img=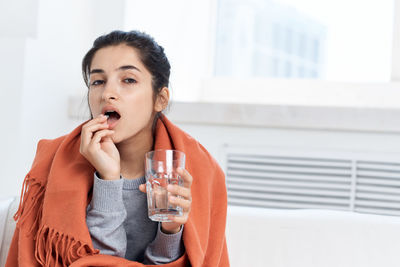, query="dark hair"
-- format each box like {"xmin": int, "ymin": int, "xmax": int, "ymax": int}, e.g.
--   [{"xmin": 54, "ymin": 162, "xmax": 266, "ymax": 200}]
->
[
  {"xmin": 82, "ymin": 30, "xmax": 170, "ymax": 97},
  {"xmin": 82, "ymin": 30, "xmax": 171, "ymax": 123}
]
